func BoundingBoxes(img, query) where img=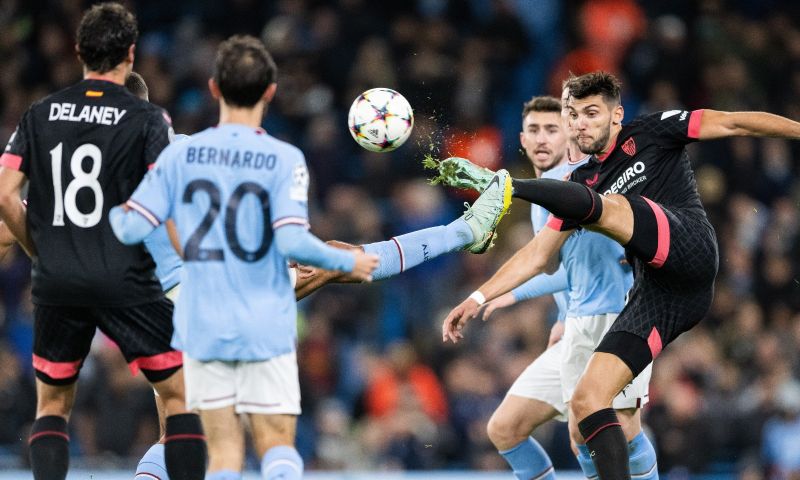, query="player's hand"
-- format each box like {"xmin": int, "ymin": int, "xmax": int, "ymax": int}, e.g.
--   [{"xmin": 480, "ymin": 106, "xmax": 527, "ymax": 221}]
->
[
  {"xmin": 442, "ymin": 297, "xmax": 481, "ymax": 343},
  {"xmin": 350, "ymin": 251, "xmax": 379, "ymax": 282},
  {"xmin": 481, "ymin": 292, "xmax": 516, "ymax": 321},
  {"xmin": 292, "ymin": 262, "xmax": 318, "ymax": 280},
  {"xmin": 547, "ymin": 321, "xmax": 565, "ymax": 347}
]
